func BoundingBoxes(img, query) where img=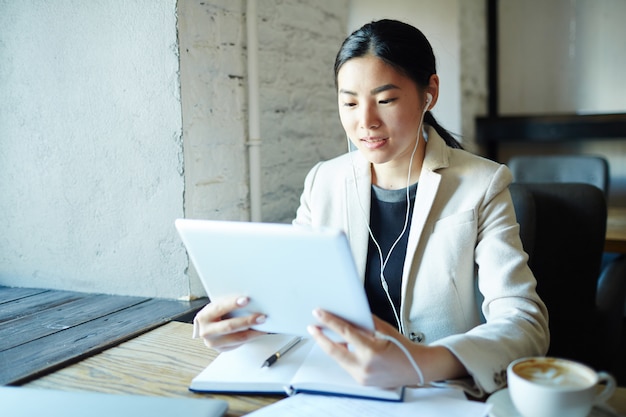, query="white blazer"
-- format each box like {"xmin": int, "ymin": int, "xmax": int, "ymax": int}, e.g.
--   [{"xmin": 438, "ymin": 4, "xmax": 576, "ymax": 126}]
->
[{"xmin": 293, "ymin": 127, "xmax": 549, "ymax": 394}]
